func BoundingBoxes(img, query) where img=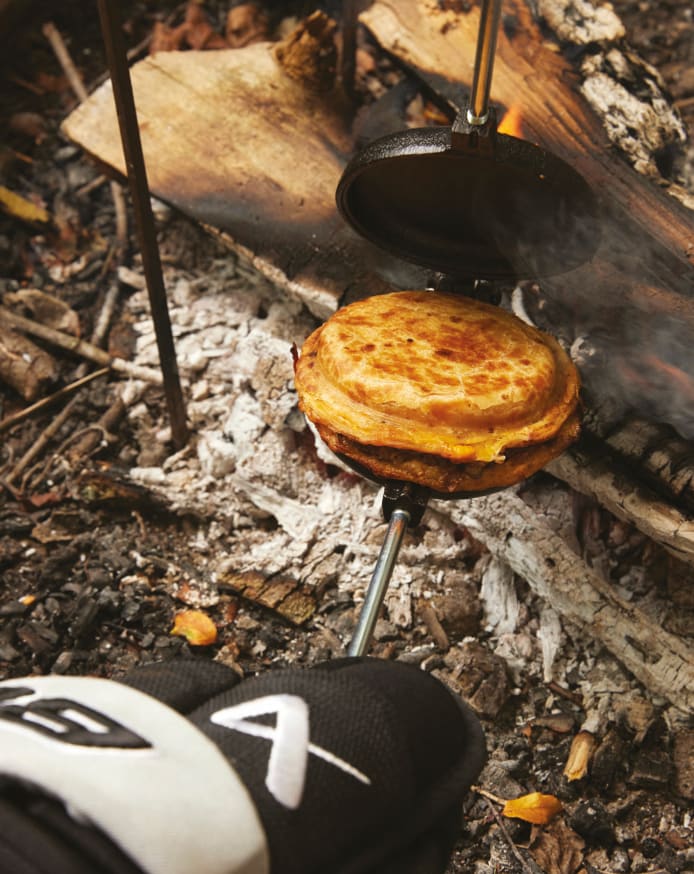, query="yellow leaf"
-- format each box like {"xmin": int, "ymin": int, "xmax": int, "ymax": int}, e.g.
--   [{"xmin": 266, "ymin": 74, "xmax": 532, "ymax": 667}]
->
[
  {"xmin": 564, "ymin": 730, "xmax": 596, "ymax": 781},
  {"xmin": 0, "ymin": 184, "xmax": 51, "ymax": 224},
  {"xmin": 502, "ymin": 792, "xmax": 563, "ymax": 825},
  {"xmin": 171, "ymin": 610, "xmax": 218, "ymax": 646}
]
